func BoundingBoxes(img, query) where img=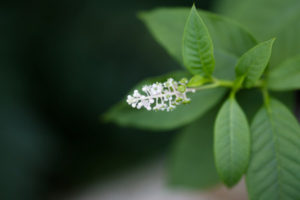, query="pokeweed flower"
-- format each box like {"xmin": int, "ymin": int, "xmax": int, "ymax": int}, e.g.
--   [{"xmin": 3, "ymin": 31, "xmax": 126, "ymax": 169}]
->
[{"xmin": 126, "ymin": 78, "xmax": 196, "ymax": 111}]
